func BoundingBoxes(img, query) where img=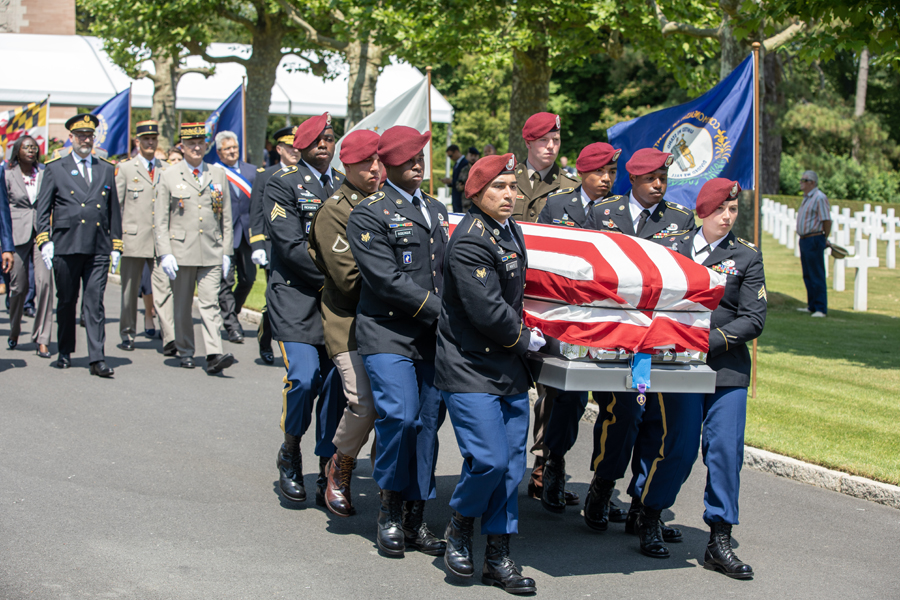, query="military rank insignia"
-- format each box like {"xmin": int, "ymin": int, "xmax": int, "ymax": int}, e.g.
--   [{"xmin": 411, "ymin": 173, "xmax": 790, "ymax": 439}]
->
[
  {"xmin": 360, "ymin": 231, "xmax": 372, "ymax": 249},
  {"xmin": 758, "ymin": 285, "xmax": 767, "ymax": 302},
  {"xmin": 473, "ymin": 267, "xmax": 489, "ymax": 286},
  {"xmin": 270, "ymin": 204, "xmax": 287, "ymax": 221}
]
